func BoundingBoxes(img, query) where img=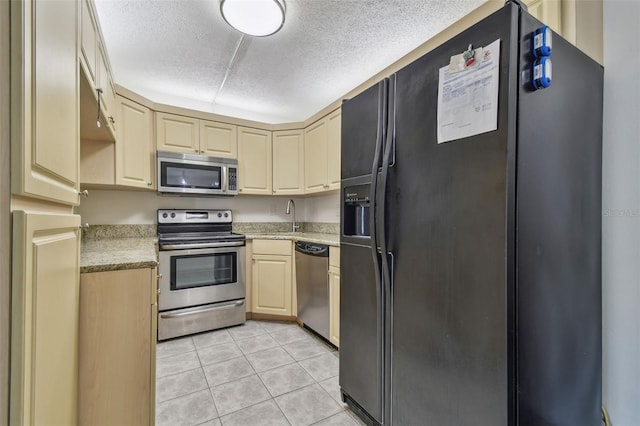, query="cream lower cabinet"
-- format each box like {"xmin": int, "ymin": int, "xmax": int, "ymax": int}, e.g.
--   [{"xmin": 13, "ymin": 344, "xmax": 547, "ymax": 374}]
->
[
  {"xmin": 79, "ymin": 267, "xmax": 157, "ymax": 426},
  {"xmin": 116, "ymin": 96, "xmax": 155, "ymax": 188},
  {"xmin": 238, "ymin": 127, "xmax": 272, "ymax": 195},
  {"xmin": 10, "ymin": 211, "xmax": 81, "ymax": 425},
  {"xmin": 251, "ymin": 240, "xmax": 292, "ymax": 316},
  {"xmin": 11, "ymin": 0, "xmax": 80, "ymax": 206},
  {"xmin": 329, "ymin": 246, "xmax": 340, "ymax": 347}
]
